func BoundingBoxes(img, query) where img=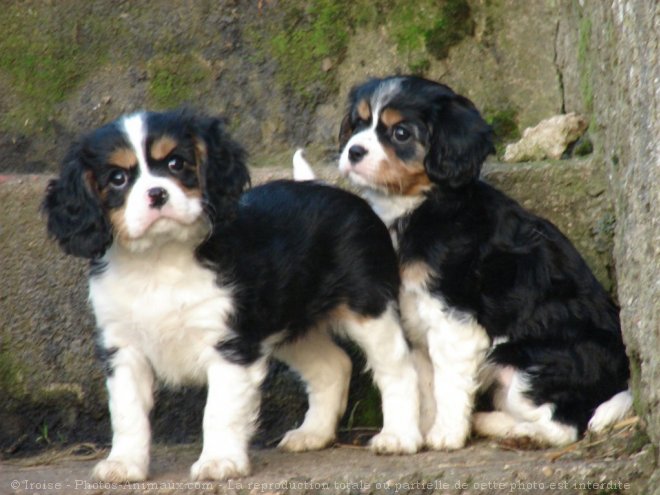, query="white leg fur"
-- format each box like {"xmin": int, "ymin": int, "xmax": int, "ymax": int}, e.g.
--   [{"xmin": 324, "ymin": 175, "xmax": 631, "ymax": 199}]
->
[
  {"xmin": 93, "ymin": 348, "xmax": 154, "ymax": 482},
  {"xmin": 190, "ymin": 356, "xmax": 267, "ymax": 481},
  {"xmin": 343, "ymin": 305, "xmax": 422, "ymax": 454},
  {"xmin": 473, "ymin": 411, "xmax": 578, "ymax": 446},
  {"xmin": 274, "ymin": 329, "xmax": 352, "ymax": 452},
  {"xmin": 473, "ymin": 368, "xmax": 578, "ymax": 446},
  {"xmin": 411, "ymin": 347, "xmax": 436, "ymax": 436},
  {"xmin": 588, "ymin": 389, "xmax": 633, "ymax": 433},
  {"xmin": 473, "ymin": 411, "xmax": 519, "ymax": 438},
  {"xmin": 425, "ymin": 314, "xmax": 490, "ymax": 450}
]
